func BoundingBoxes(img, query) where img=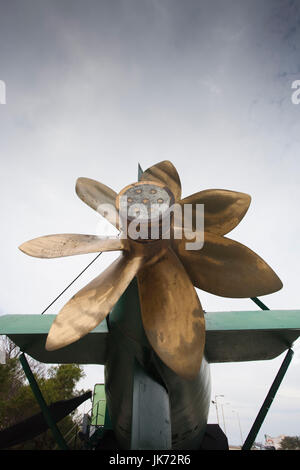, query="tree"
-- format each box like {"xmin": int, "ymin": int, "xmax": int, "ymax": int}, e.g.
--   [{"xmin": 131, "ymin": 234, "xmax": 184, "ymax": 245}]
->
[
  {"xmin": 279, "ymin": 436, "xmax": 300, "ymax": 450},
  {"xmin": 0, "ymin": 336, "xmax": 90, "ymax": 449}
]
